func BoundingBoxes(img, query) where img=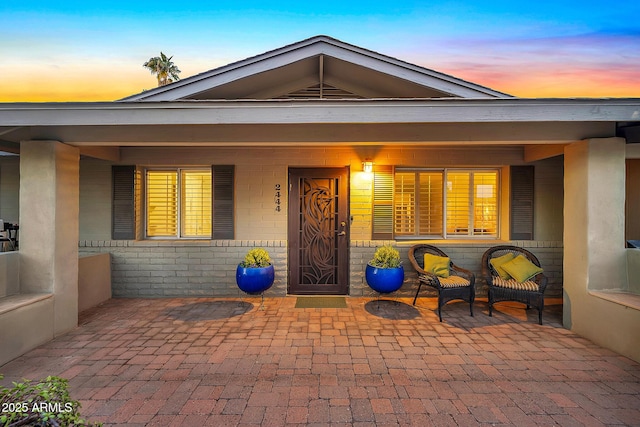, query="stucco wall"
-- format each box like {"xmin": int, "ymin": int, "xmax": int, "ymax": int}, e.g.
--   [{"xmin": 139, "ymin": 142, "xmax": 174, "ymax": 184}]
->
[
  {"xmin": 564, "ymin": 138, "xmax": 640, "ymax": 363},
  {"xmin": 0, "ymin": 251, "xmax": 19, "ymax": 297},
  {"xmin": 78, "ymin": 253, "xmax": 112, "ymax": 312},
  {"xmin": 79, "ymin": 158, "xmax": 112, "ymax": 241},
  {"xmin": 533, "ymin": 156, "xmax": 564, "ymax": 241},
  {"xmin": 19, "ymin": 141, "xmax": 79, "ymax": 336}
]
